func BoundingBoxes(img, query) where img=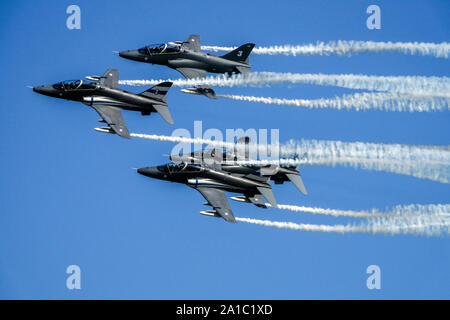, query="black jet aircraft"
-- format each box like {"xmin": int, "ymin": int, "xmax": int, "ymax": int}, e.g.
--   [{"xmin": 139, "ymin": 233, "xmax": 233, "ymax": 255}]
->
[
  {"xmin": 137, "ymin": 161, "xmax": 279, "ymax": 223},
  {"xmin": 137, "ymin": 139, "xmax": 307, "ymax": 223},
  {"xmin": 33, "ymin": 69, "xmax": 173, "ymax": 139},
  {"xmin": 118, "ymin": 35, "xmax": 255, "ymax": 99},
  {"xmin": 169, "ymin": 140, "xmax": 308, "ymax": 196},
  {"xmin": 170, "ymin": 150, "xmax": 307, "ymax": 197}
]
